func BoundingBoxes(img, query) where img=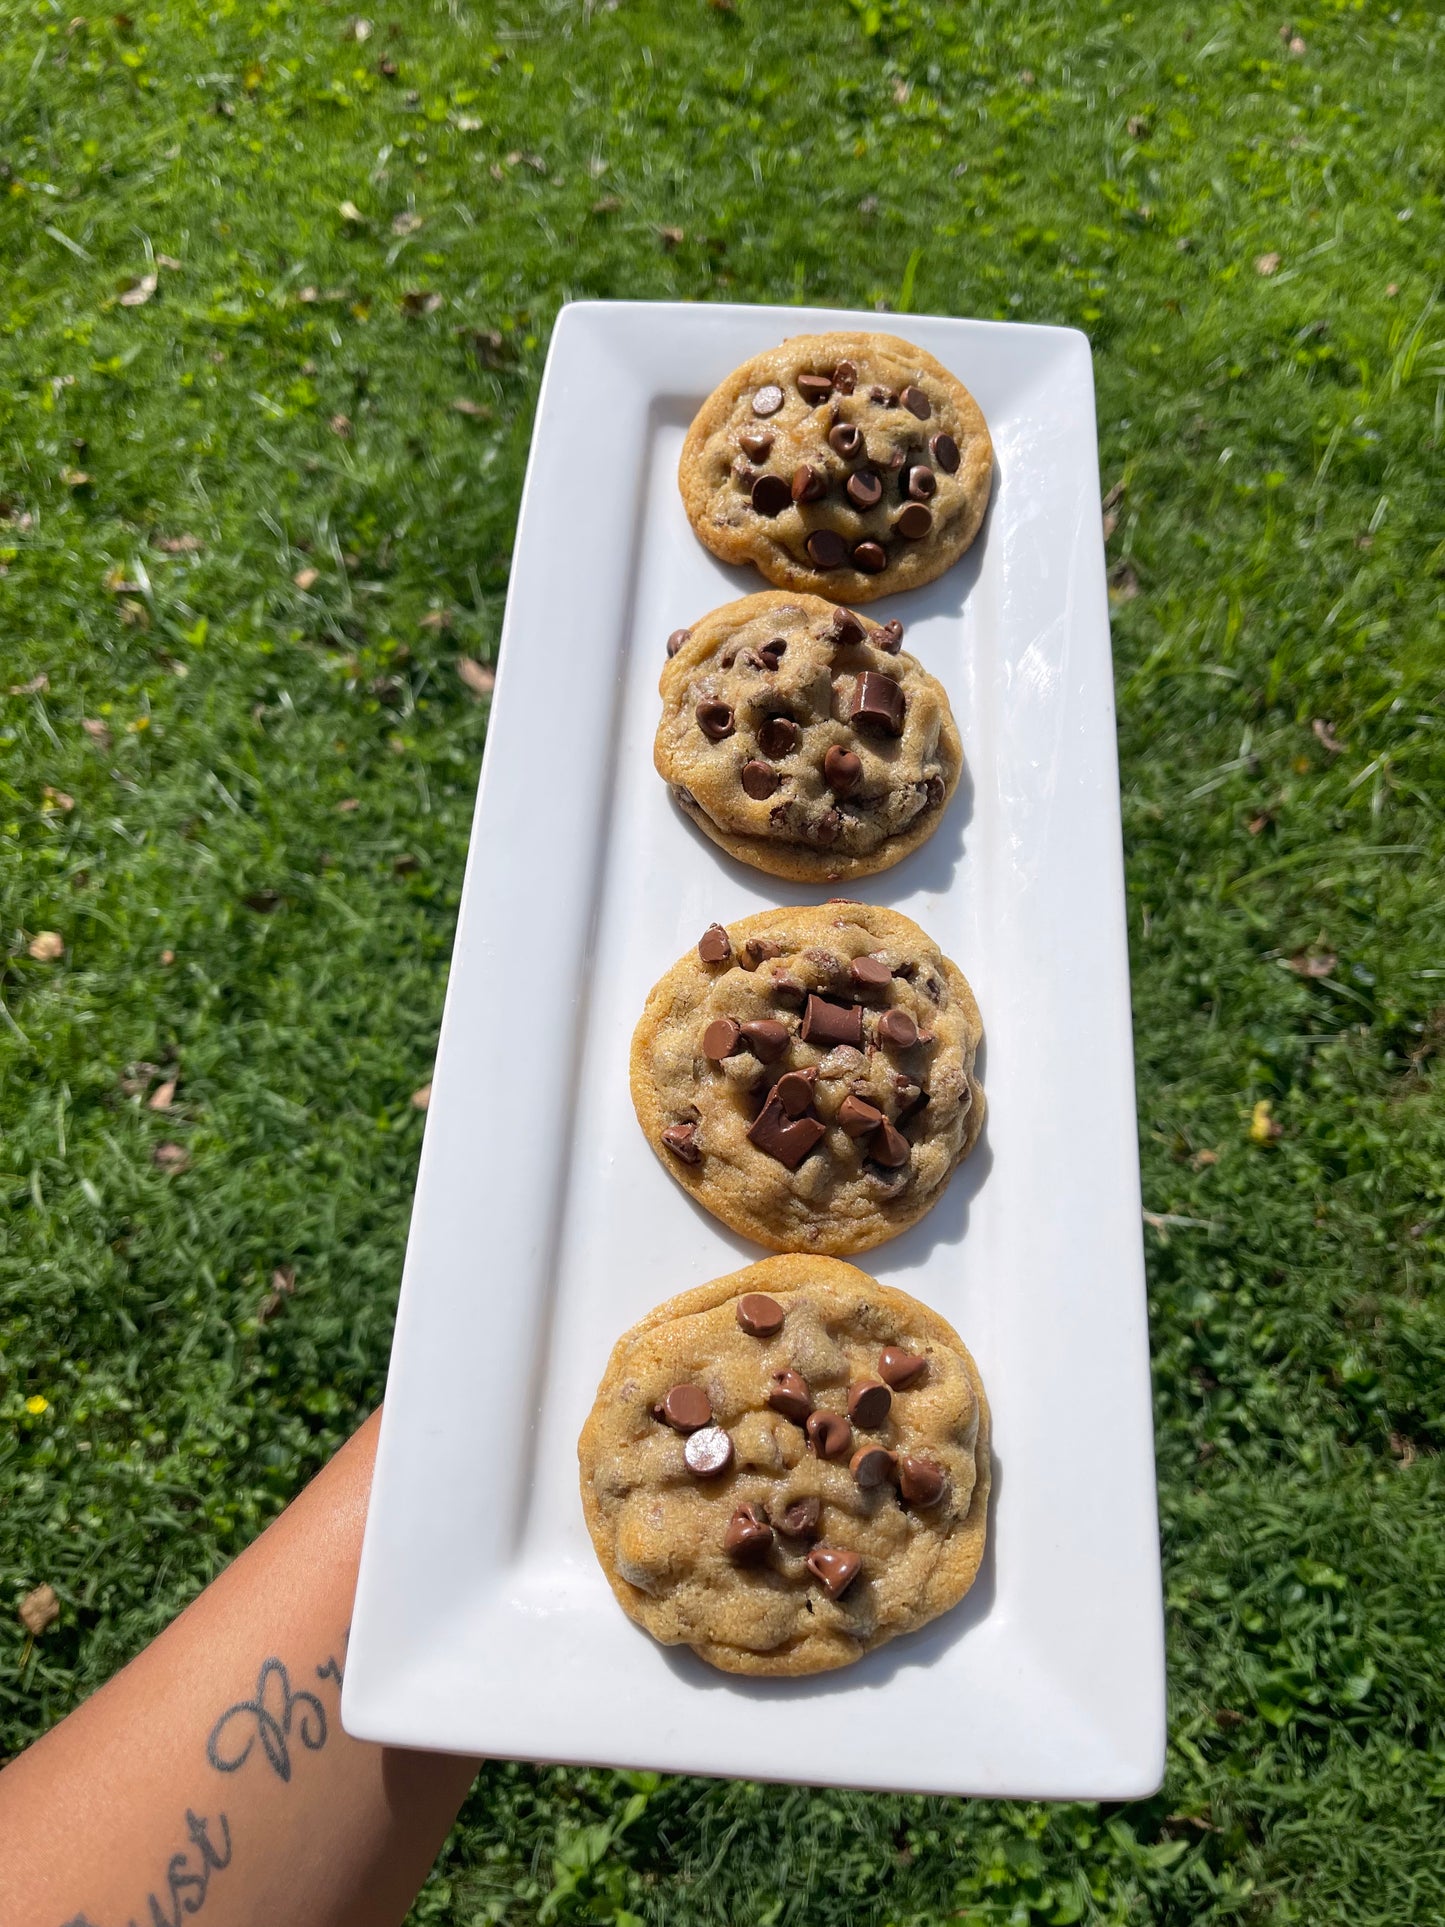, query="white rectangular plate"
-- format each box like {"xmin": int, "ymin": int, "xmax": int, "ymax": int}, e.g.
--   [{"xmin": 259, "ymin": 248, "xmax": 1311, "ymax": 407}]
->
[{"xmin": 343, "ymin": 301, "xmax": 1165, "ymax": 1799}]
